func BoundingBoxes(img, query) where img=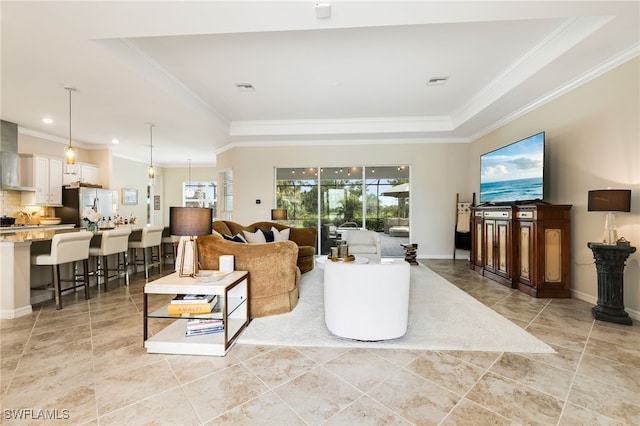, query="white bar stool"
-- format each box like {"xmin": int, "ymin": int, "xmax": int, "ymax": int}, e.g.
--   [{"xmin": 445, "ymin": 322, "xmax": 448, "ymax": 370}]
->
[
  {"xmin": 89, "ymin": 227, "xmax": 132, "ymax": 291},
  {"xmin": 161, "ymin": 226, "xmax": 180, "ymax": 266},
  {"xmin": 128, "ymin": 225, "xmax": 163, "ymax": 279},
  {"xmin": 31, "ymin": 231, "xmax": 93, "ymax": 310}
]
